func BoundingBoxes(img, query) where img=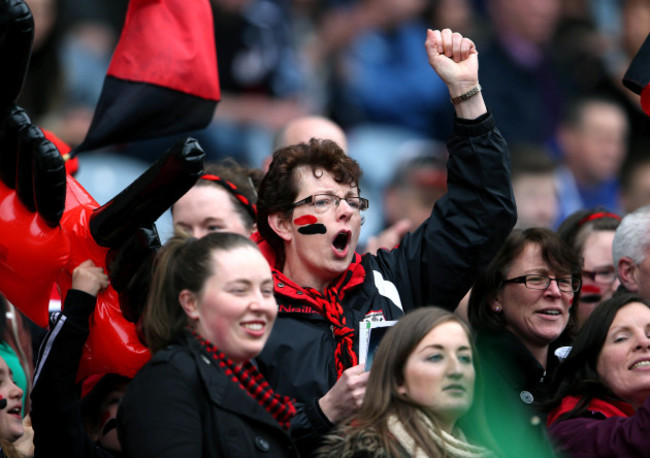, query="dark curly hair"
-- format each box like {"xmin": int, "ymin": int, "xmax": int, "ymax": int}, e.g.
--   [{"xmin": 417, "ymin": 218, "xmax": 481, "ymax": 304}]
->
[{"xmin": 256, "ymin": 139, "xmax": 362, "ymax": 269}]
